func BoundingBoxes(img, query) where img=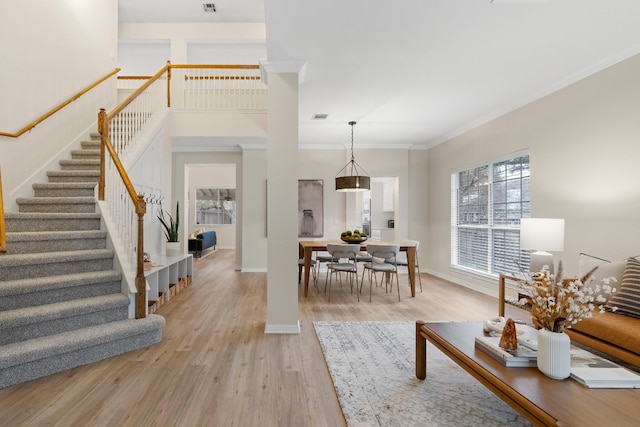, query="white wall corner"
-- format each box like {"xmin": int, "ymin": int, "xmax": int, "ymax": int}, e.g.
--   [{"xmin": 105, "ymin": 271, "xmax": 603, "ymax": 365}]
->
[{"xmin": 259, "ymin": 60, "xmax": 307, "ymax": 85}]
